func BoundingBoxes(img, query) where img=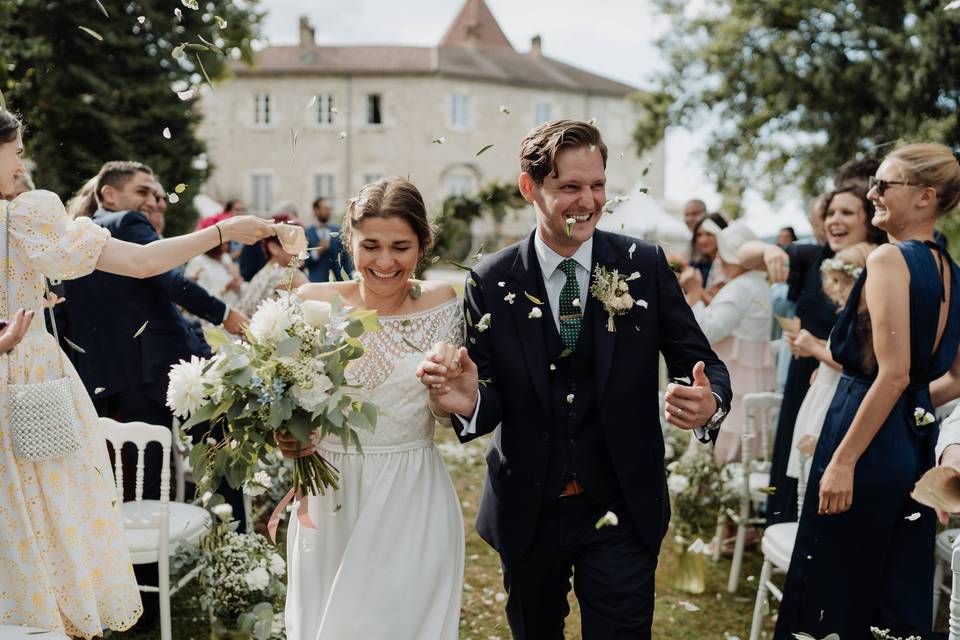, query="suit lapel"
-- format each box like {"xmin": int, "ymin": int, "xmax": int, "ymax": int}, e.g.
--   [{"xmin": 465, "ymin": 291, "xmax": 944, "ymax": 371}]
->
[
  {"xmin": 590, "ymin": 231, "xmax": 618, "ymax": 397},
  {"xmin": 507, "ymin": 233, "xmax": 552, "ymax": 413}
]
